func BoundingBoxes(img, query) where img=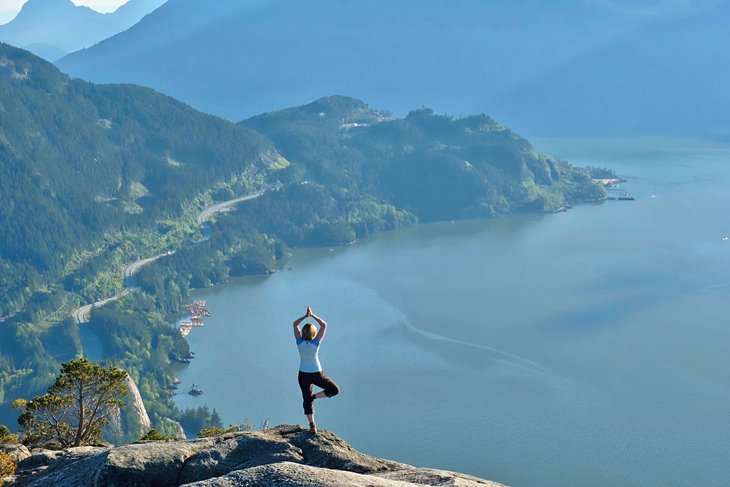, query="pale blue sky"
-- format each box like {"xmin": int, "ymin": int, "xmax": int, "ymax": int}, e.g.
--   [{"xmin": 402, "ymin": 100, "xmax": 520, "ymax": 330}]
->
[
  {"xmin": 1, "ymin": 0, "xmax": 718, "ymax": 25},
  {"xmin": 1, "ymin": 0, "xmax": 129, "ymax": 24}
]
